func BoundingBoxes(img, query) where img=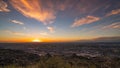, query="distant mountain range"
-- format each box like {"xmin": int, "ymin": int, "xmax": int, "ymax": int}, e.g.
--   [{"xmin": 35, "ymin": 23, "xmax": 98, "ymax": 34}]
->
[{"xmin": 76, "ymin": 36, "xmax": 120, "ymax": 42}]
